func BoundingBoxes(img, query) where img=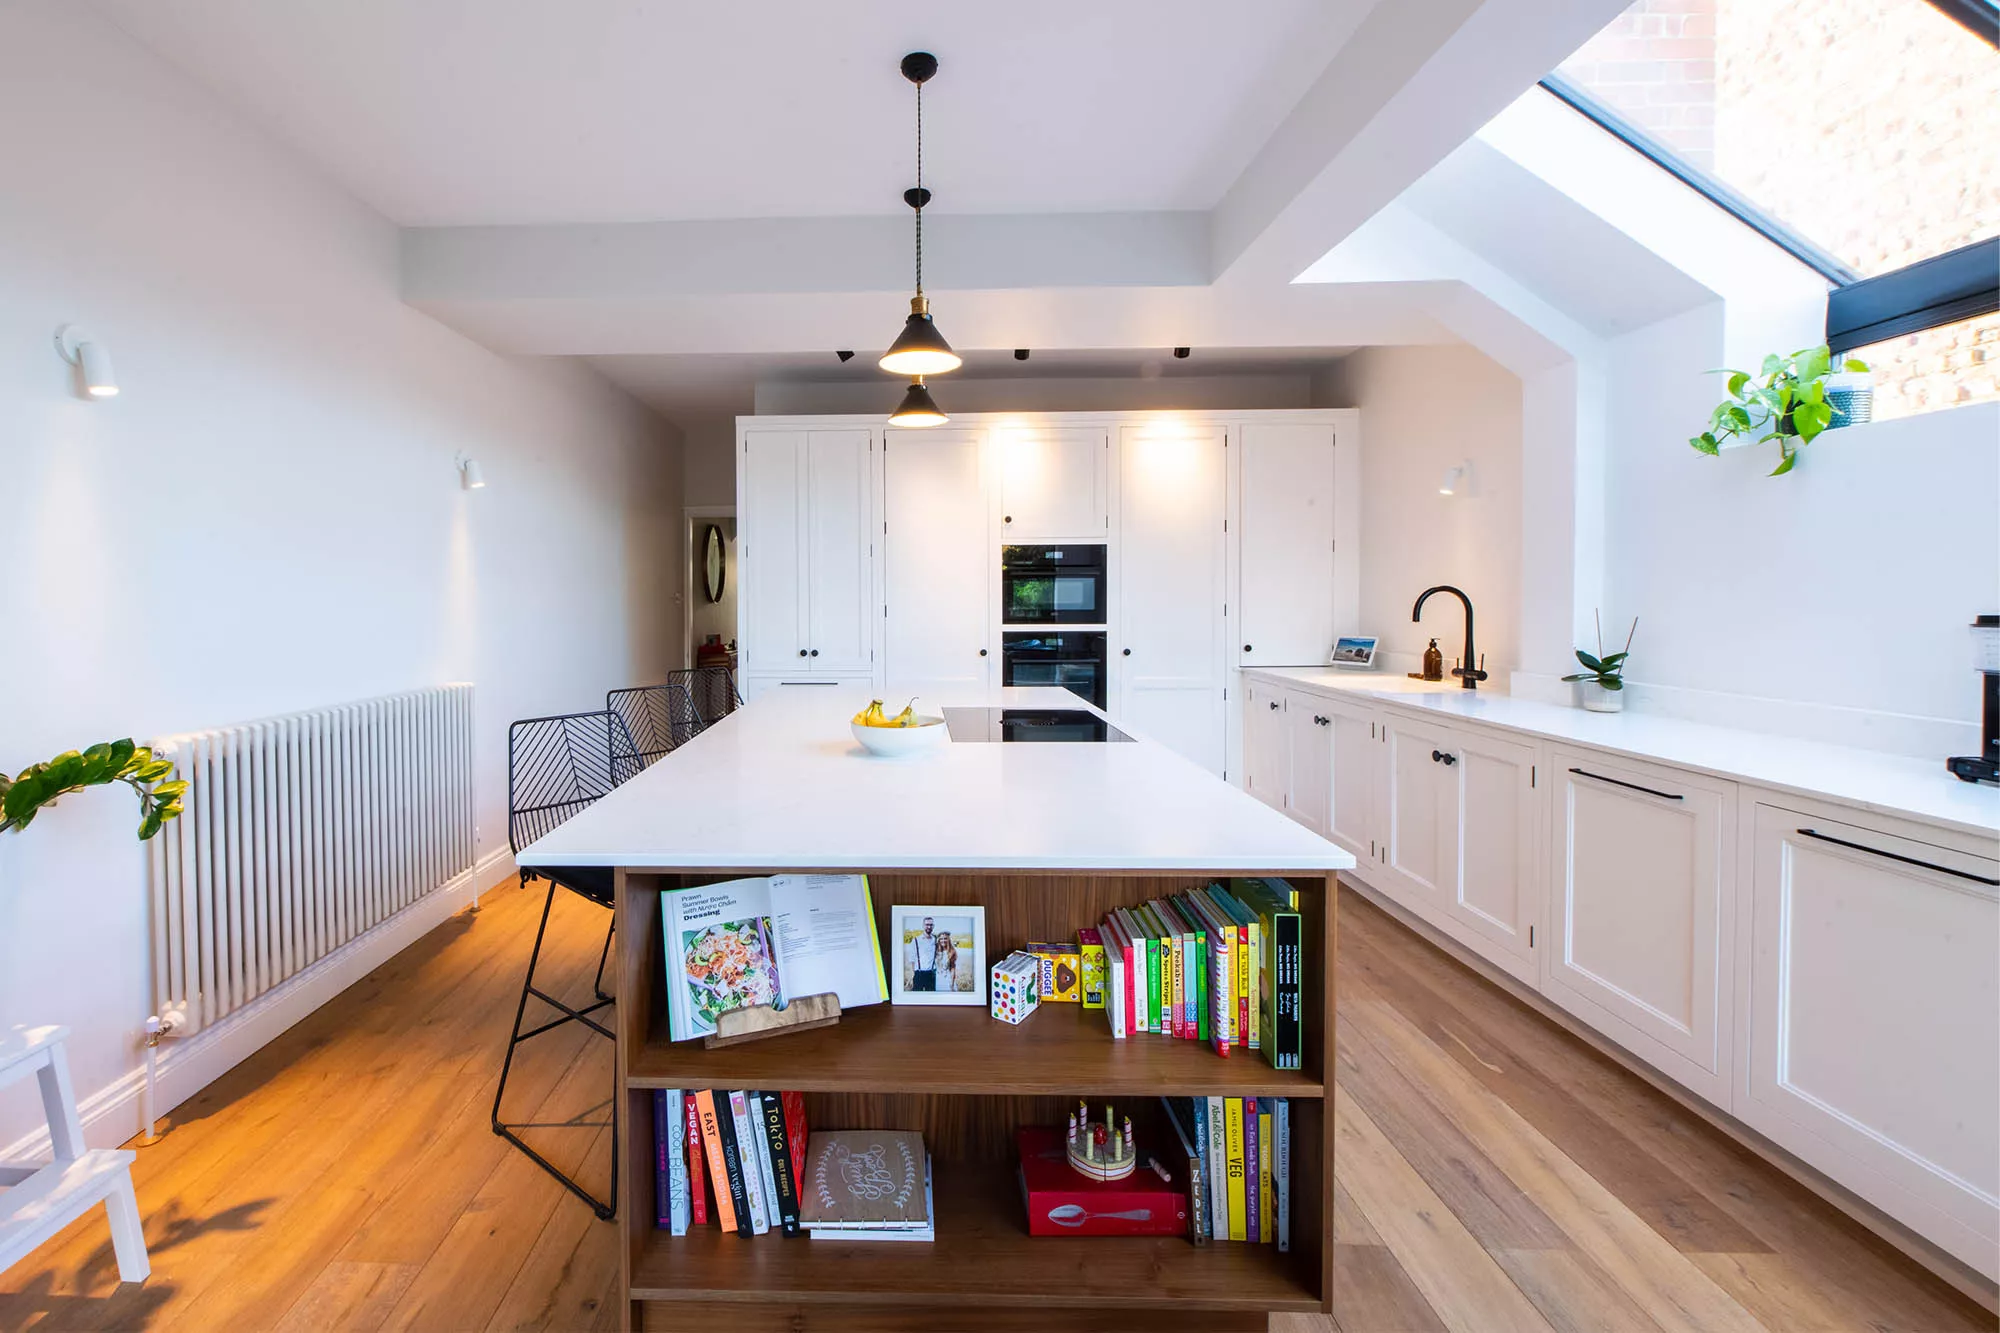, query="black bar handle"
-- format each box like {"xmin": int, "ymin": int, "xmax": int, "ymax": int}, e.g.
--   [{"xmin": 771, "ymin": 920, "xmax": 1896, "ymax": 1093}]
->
[
  {"xmin": 1798, "ymin": 828, "xmax": 2000, "ymax": 887},
  {"xmin": 1569, "ymin": 766, "xmax": 1680, "ymax": 800}
]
